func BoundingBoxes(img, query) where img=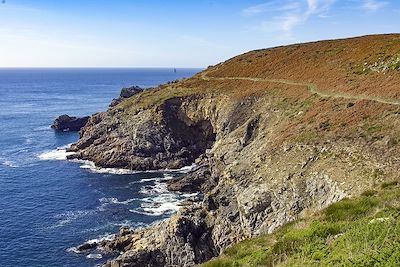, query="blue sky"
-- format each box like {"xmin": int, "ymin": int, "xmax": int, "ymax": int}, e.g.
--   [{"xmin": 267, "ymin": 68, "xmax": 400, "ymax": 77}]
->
[{"xmin": 0, "ymin": 0, "xmax": 399, "ymax": 67}]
